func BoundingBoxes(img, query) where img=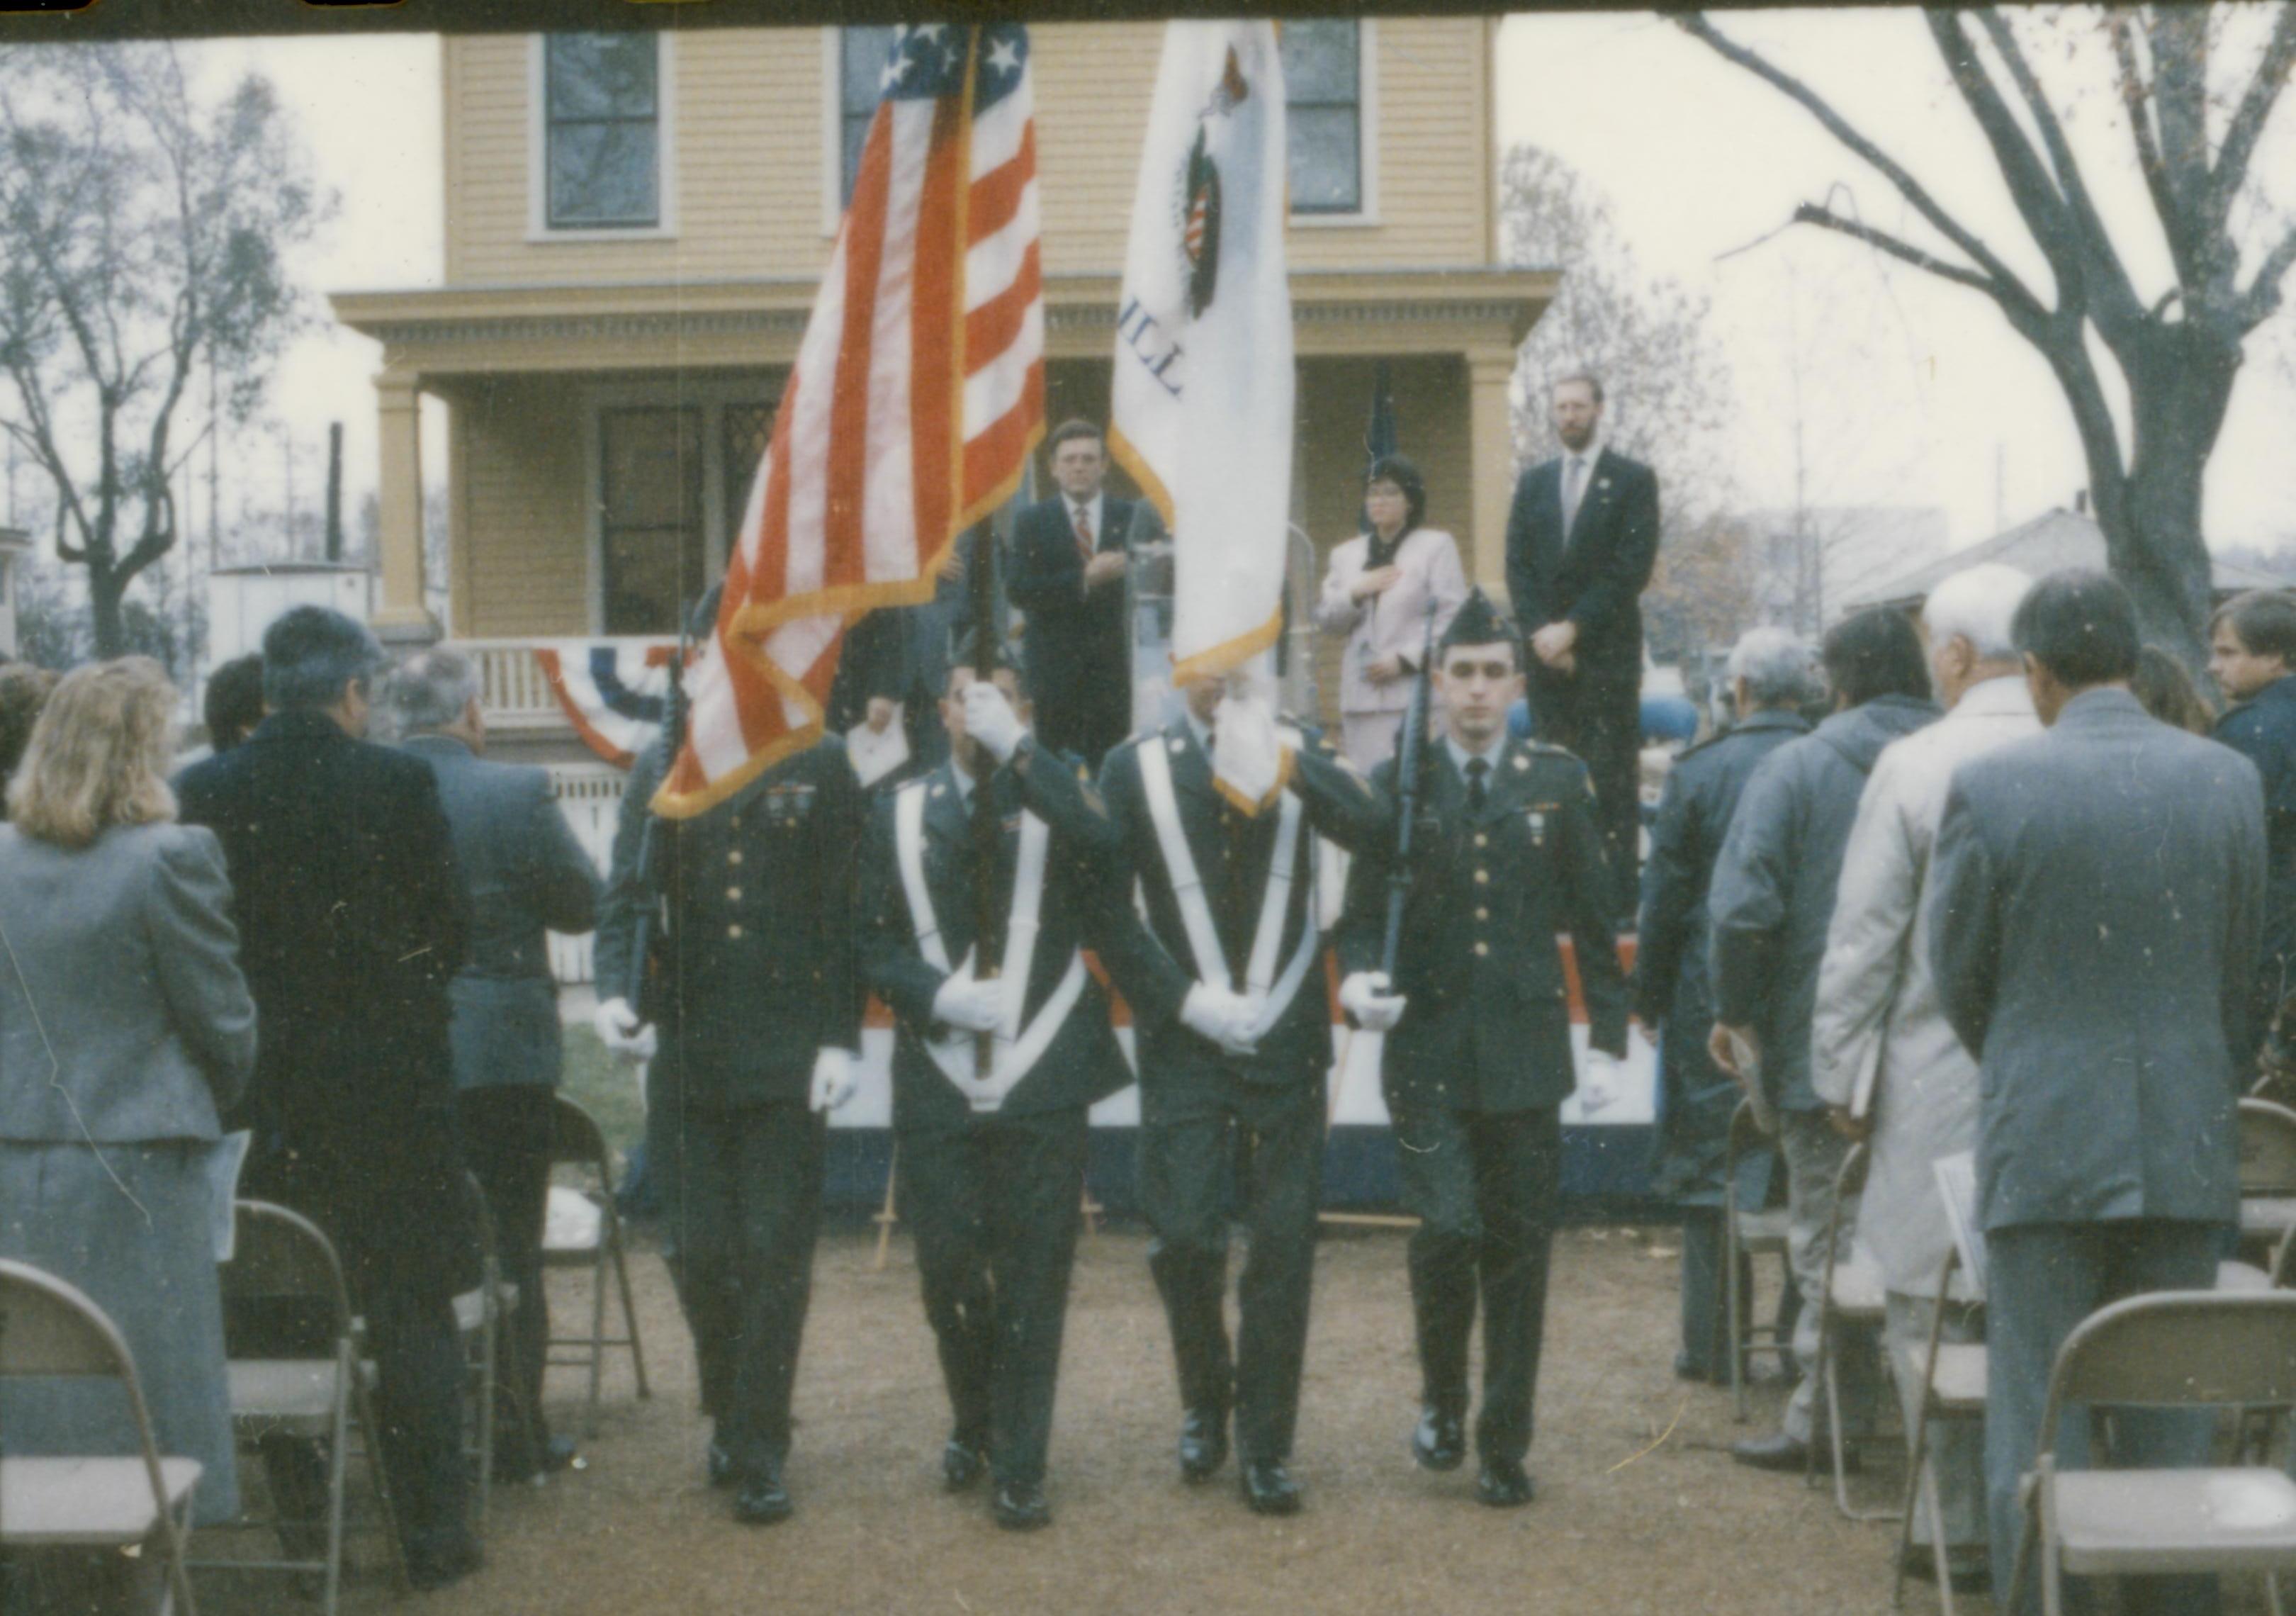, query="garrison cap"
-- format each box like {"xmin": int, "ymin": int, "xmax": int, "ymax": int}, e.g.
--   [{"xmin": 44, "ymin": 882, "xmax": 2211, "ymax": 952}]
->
[{"xmin": 1439, "ymin": 587, "xmax": 1521, "ymax": 658}]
